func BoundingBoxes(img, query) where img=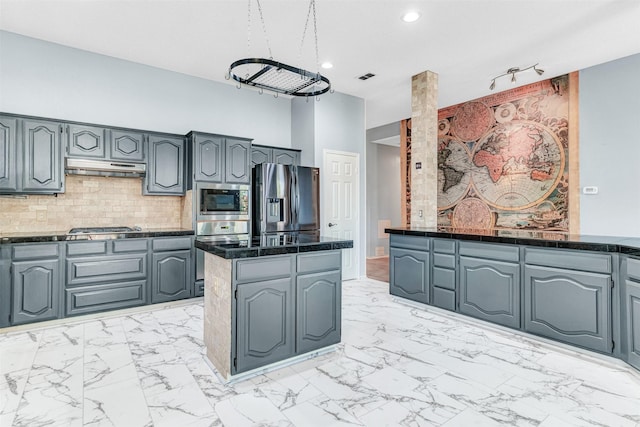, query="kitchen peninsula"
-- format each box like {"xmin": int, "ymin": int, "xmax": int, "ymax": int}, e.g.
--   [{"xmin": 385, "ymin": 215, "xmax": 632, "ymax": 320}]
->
[
  {"xmin": 385, "ymin": 227, "xmax": 640, "ymax": 372},
  {"xmin": 195, "ymin": 235, "xmax": 353, "ymax": 380}
]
